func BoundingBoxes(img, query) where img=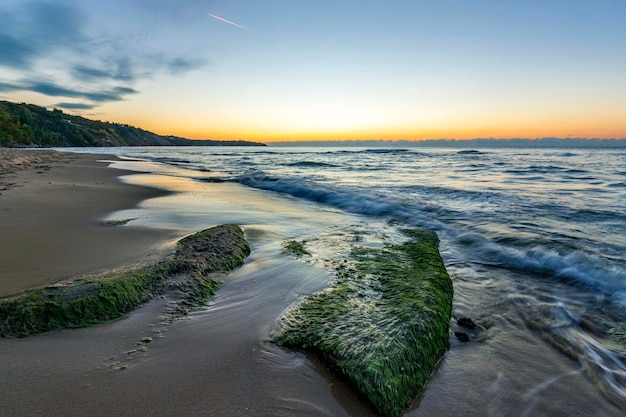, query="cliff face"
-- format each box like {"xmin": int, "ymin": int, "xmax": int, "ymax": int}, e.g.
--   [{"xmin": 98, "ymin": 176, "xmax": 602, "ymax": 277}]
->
[{"xmin": 0, "ymin": 101, "xmax": 265, "ymax": 147}]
